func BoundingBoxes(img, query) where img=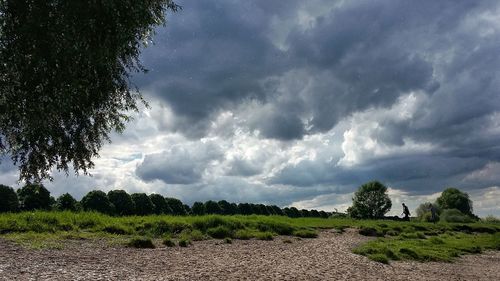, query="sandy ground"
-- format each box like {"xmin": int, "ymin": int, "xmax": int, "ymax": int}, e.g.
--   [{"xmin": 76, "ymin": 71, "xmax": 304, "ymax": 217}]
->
[{"xmin": 0, "ymin": 229, "xmax": 499, "ymax": 281}]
